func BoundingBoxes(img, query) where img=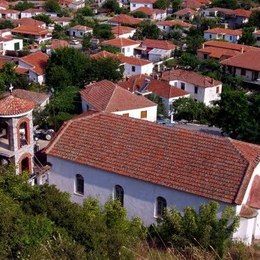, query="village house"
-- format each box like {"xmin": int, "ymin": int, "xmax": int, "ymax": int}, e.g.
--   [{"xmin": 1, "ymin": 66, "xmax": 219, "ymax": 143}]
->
[
  {"xmin": 221, "ymin": 49, "xmax": 260, "ymax": 85},
  {"xmin": 80, "ymin": 80, "xmax": 157, "ymax": 121},
  {"xmin": 174, "ymin": 8, "xmax": 197, "ymax": 21},
  {"xmin": 52, "ymin": 16, "xmax": 72, "ymax": 27},
  {"xmin": 119, "ymin": 74, "xmax": 190, "ymax": 114},
  {"xmin": 14, "ymin": 18, "xmax": 46, "ymax": 29},
  {"xmin": 69, "ymin": 25, "xmax": 93, "ymax": 38},
  {"xmin": 181, "ymin": 0, "xmax": 210, "ymax": 10},
  {"xmin": 162, "ymin": 69, "xmax": 222, "ymax": 106},
  {"xmin": 140, "ymin": 39, "xmax": 176, "ymax": 62},
  {"xmin": 0, "ymin": 0, "xmax": 9, "ymax": 10},
  {"xmin": 132, "ymin": 7, "xmax": 167, "ymax": 20},
  {"xmin": 109, "ymin": 14, "xmax": 142, "ymax": 27},
  {"xmin": 156, "ymin": 20, "xmax": 193, "ymax": 33},
  {"xmin": 17, "ymin": 51, "xmax": 49, "ymax": 85},
  {"xmin": 204, "ymin": 27, "xmax": 242, "ymax": 43},
  {"xmin": 0, "ymin": 29, "xmax": 23, "ymax": 55},
  {"xmin": 46, "ymin": 112, "xmax": 260, "ymax": 245},
  {"xmin": 253, "ymin": 30, "xmax": 260, "ymax": 47},
  {"xmin": 59, "ymin": 0, "xmax": 85, "ymax": 10},
  {"xmin": 46, "ymin": 39, "xmax": 69, "ymax": 54},
  {"xmin": 11, "ymin": 24, "xmax": 51, "ymax": 44},
  {"xmin": 197, "ymin": 40, "xmax": 256, "ymax": 61},
  {"xmin": 101, "ymin": 38, "xmax": 140, "ymax": 57},
  {"xmin": 0, "ymin": 9, "xmax": 19, "ymax": 19},
  {"xmin": 129, "ymin": 0, "xmax": 156, "ymax": 12},
  {"xmin": 111, "ymin": 26, "xmax": 136, "ymax": 39},
  {"xmin": 20, "ymin": 8, "xmax": 47, "ymax": 19}
]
